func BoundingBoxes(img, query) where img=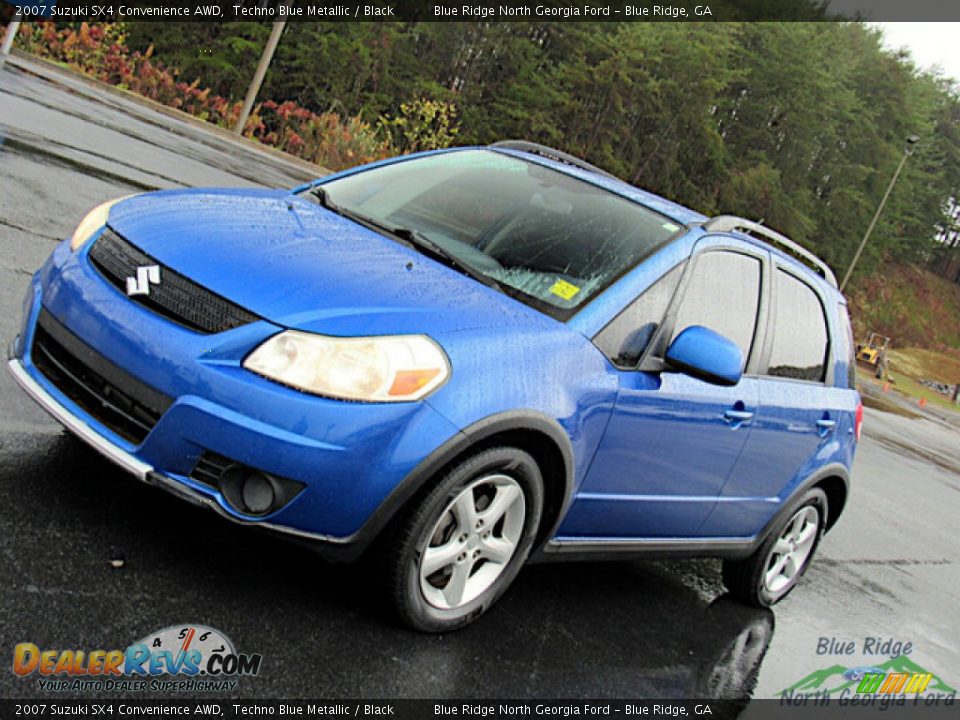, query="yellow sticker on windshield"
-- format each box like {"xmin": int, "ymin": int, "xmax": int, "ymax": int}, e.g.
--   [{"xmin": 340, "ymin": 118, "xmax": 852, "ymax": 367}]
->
[{"xmin": 550, "ymin": 279, "xmax": 581, "ymax": 301}]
